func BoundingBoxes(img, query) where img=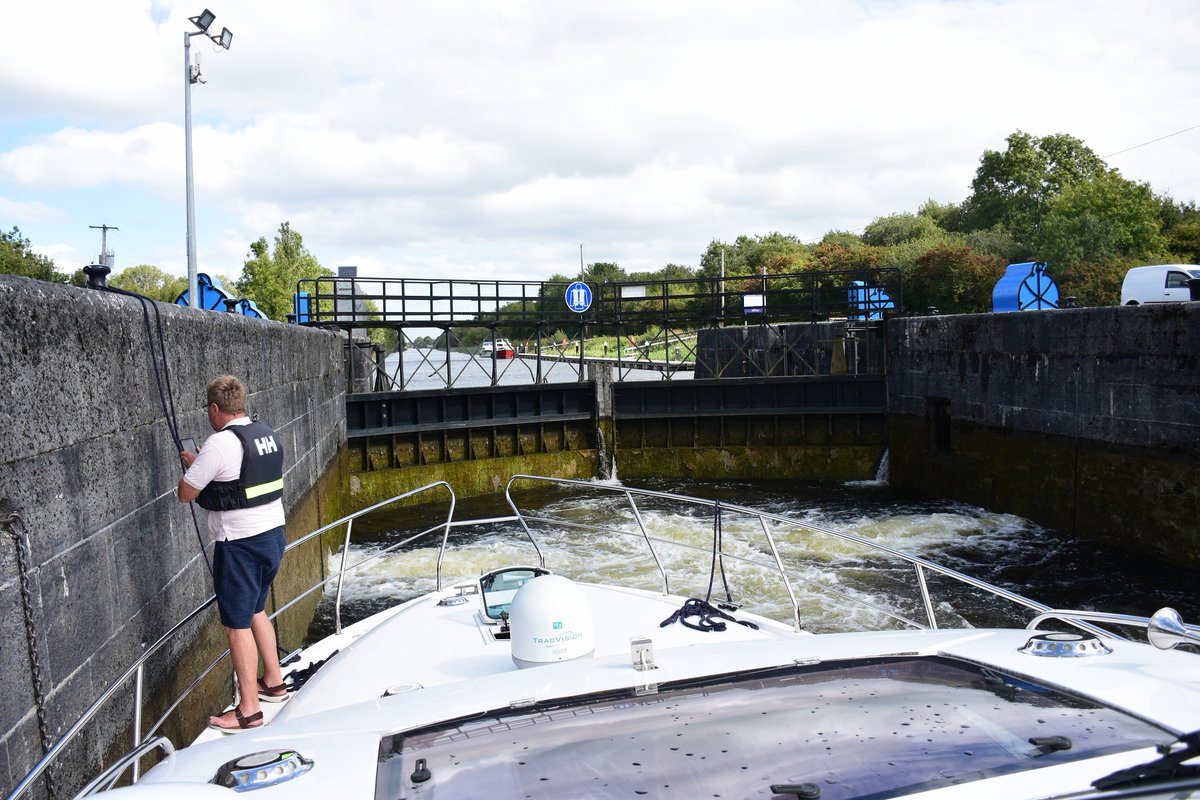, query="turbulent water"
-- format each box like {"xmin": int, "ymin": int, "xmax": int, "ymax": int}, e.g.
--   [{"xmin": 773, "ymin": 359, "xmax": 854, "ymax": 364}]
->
[{"xmin": 307, "ymin": 475, "xmax": 1200, "ymax": 642}]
